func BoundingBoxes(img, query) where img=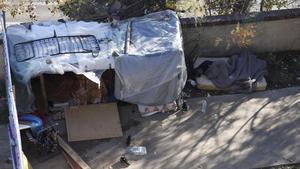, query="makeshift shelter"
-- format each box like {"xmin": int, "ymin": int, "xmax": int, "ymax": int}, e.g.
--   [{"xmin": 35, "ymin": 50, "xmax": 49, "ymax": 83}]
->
[{"xmin": 6, "ymin": 10, "xmax": 187, "ymax": 113}]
